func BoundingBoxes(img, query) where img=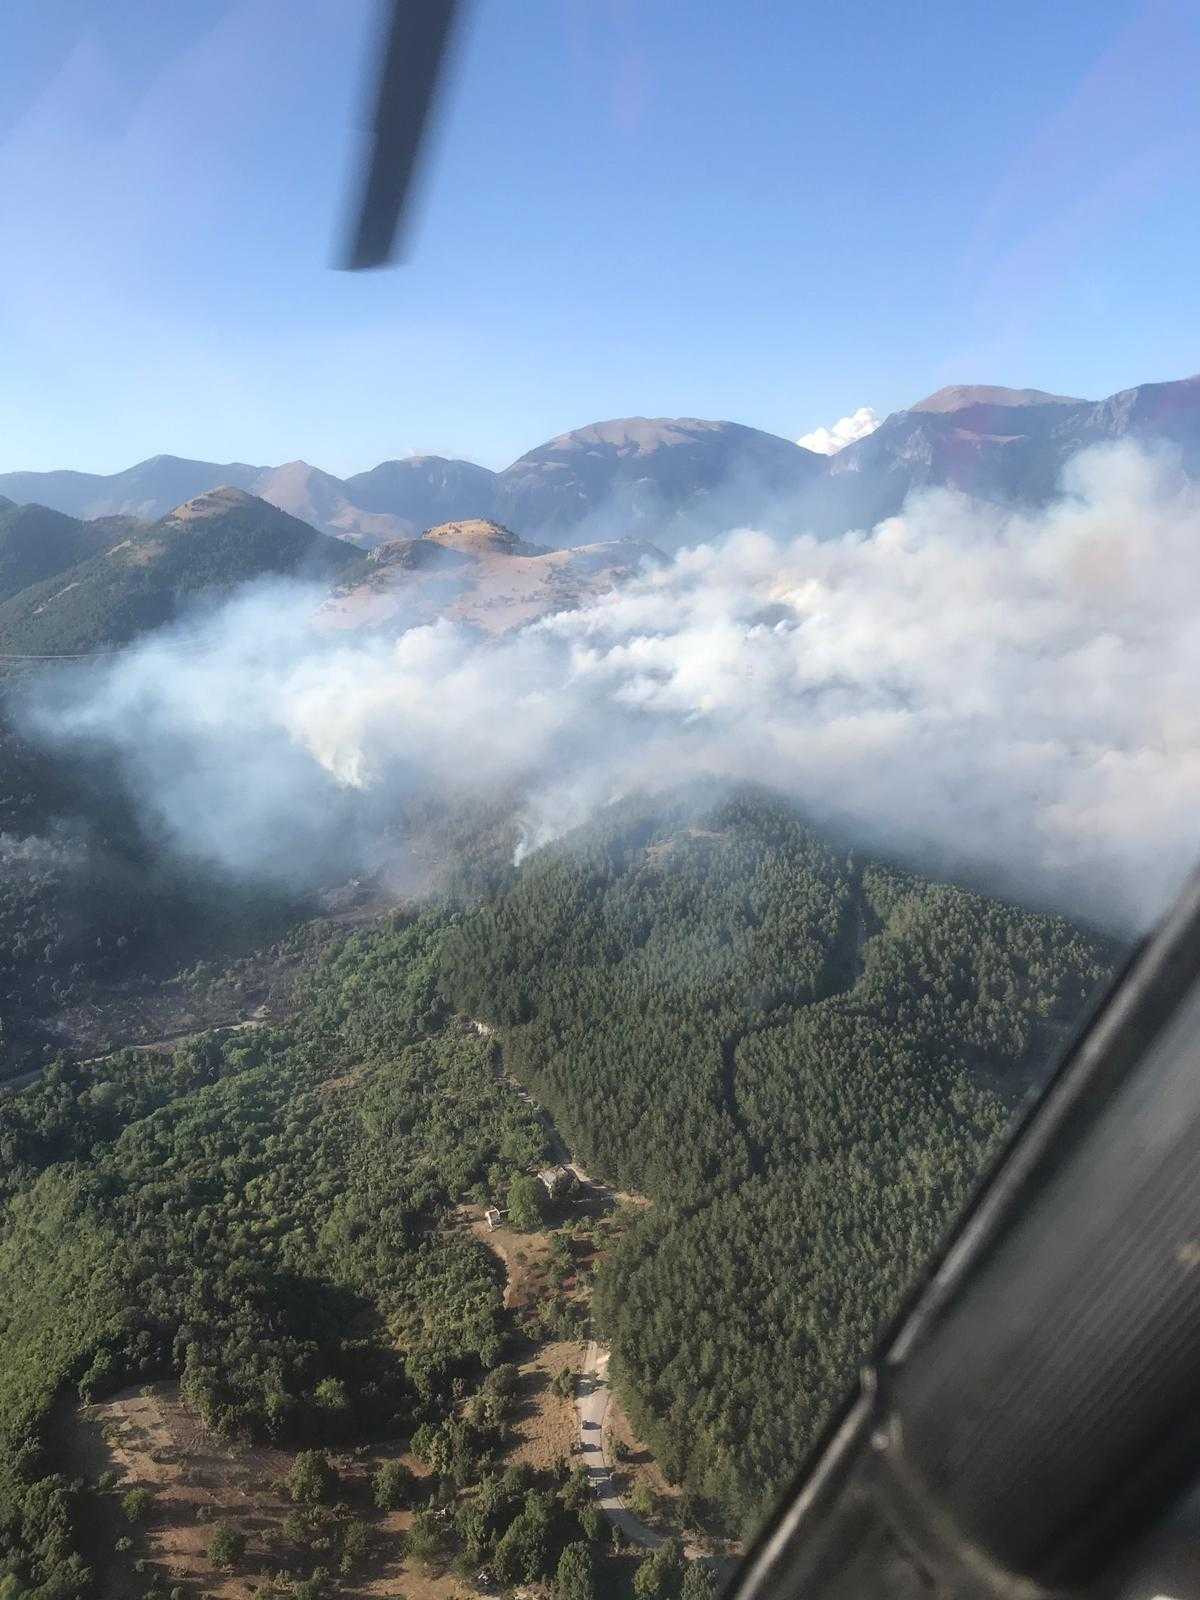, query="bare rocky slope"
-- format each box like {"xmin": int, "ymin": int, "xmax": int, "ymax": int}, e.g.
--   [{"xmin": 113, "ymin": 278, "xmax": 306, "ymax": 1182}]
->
[{"xmin": 323, "ymin": 517, "xmax": 666, "ymax": 636}]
